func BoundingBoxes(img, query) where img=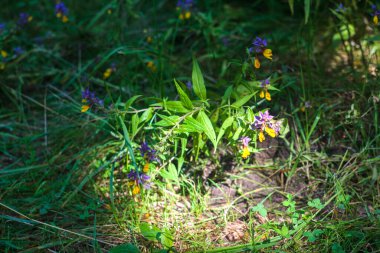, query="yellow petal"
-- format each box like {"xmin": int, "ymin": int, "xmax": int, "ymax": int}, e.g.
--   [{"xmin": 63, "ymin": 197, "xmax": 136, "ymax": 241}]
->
[
  {"xmin": 241, "ymin": 147, "xmax": 250, "ymax": 159},
  {"xmin": 254, "ymin": 58, "xmax": 260, "ymax": 69},
  {"xmin": 263, "ymin": 49, "xmax": 272, "ymax": 60},
  {"xmin": 374, "ymin": 15, "xmax": 379, "ymax": 25},
  {"xmin": 81, "ymin": 105, "xmax": 90, "ymax": 113},
  {"xmin": 146, "ymin": 36, "xmax": 152, "ymax": 43},
  {"xmin": 132, "ymin": 185, "xmax": 140, "ymax": 195},
  {"xmin": 1, "ymin": 50, "xmax": 7, "ymax": 58},
  {"xmin": 179, "ymin": 13, "xmax": 184, "ymax": 20},
  {"xmin": 28, "ymin": 16, "xmax": 33, "ymax": 22},
  {"xmin": 143, "ymin": 163, "xmax": 150, "ymax": 173},
  {"xmin": 265, "ymin": 127, "xmax": 276, "ymax": 138},
  {"xmin": 300, "ymin": 106, "xmax": 305, "ymax": 112},
  {"xmin": 259, "ymin": 90, "xmax": 265, "ymax": 98},
  {"xmin": 56, "ymin": 13, "xmax": 62, "ymax": 18},
  {"xmin": 185, "ymin": 11, "xmax": 191, "ymax": 19},
  {"xmin": 265, "ymin": 91, "xmax": 271, "ymax": 101},
  {"xmin": 258, "ymin": 131, "xmax": 265, "ymax": 142},
  {"xmin": 81, "ymin": 99, "xmax": 87, "ymax": 103},
  {"xmin": 62, "ymin": 16, "xmax": 69, "ymax": 23}
]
